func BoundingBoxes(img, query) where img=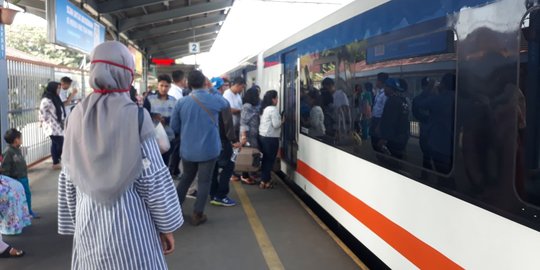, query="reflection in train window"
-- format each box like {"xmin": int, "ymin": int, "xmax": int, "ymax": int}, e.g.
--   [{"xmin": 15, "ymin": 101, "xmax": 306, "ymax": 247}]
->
[
  {"xmin": 517, "ymin": 9, "xmax": 540, "ymax": 206},
  {"xmin": 299, "ymin": 29, "xmax": 457, "ymax": 179}
]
